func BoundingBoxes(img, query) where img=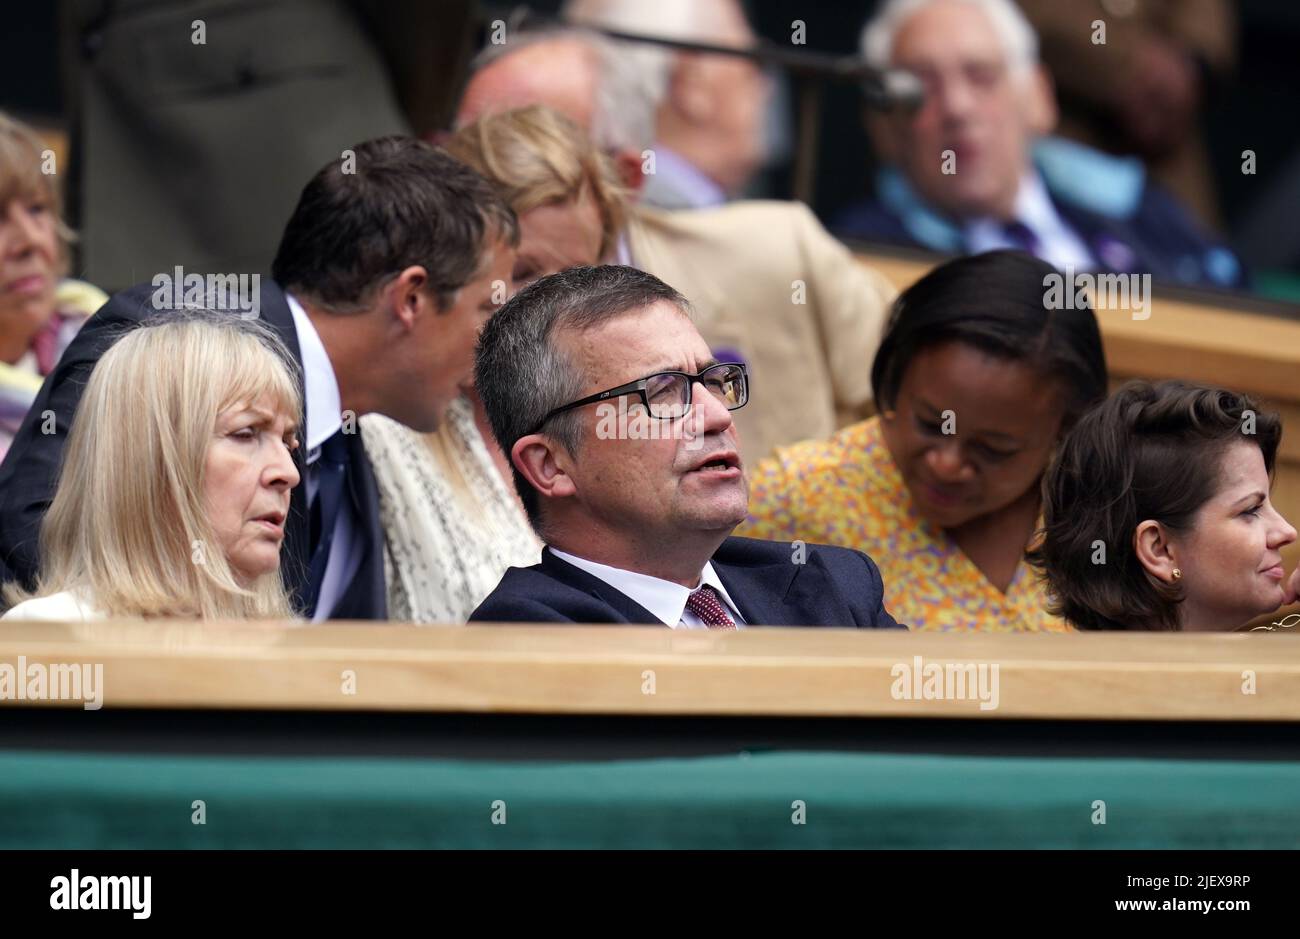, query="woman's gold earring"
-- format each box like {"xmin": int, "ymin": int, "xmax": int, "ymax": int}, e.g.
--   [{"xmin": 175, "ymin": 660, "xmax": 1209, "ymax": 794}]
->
[
  {"xmin": 882, "ymin": 409, "xmax": 897, "ymax": 421},
  {"xmin": 1172, "ymin": 568, "xmax": 1182, "ymax": 581}
]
